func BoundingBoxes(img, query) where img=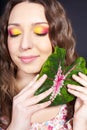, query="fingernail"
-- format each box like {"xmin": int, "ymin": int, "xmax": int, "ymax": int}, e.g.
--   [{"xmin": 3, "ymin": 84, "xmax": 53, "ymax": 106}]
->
[
  {"xmin": 67, "ymin": 84, "xmax": 69, "ymax": 87},
  {"xmin": 36, "ymin": 74, "xmax": 39, "ymax": 78},
  {"xmin": 78, "ymin": 72, "xmax": 82, "ymax": 75},
  {"xmin": 43, "ymin": 74, "xmax": 47, "ymax": 78},
  {"xmin": 48, "ymin": 101, "xmax": 52, "ymax": 104},
  {"xmin": 72, "ymin": 74, "xmax": 76, "ymax": 78},
  {"xmin": 67, "ymin": 84, "xmax": 70, "ymax": 87},
  {"xmin": 49, "ymin": 87, "xmax": 53, "ymax": 91}
]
